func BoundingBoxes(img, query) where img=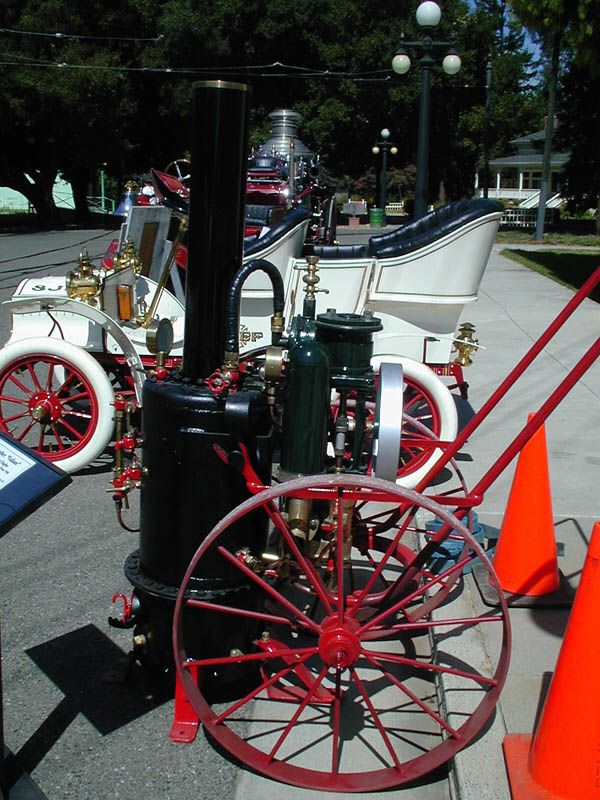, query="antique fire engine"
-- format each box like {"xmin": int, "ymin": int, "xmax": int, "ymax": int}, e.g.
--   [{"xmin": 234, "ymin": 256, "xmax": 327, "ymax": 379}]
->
[{"xmin": 106, "ymin": 79, "xmax": 515, "ymax": 794}]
